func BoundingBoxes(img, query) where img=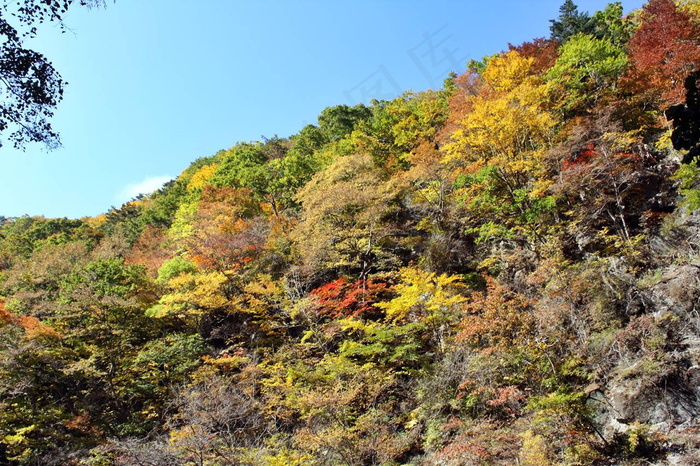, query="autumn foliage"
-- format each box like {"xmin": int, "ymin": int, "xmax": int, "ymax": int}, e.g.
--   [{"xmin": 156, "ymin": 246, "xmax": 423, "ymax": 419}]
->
[
  {"xmin": 624, "ymin": 0, "xmax": 700, "ymax": 105},
  {"xmin": 310, "ymin": 277, "xmax": 392, "ymax": 319},
  {"xmin": 0, "ymin": 1, "xmax": 699, "ymax": 464}
]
